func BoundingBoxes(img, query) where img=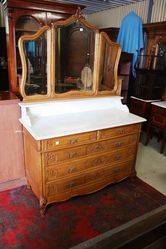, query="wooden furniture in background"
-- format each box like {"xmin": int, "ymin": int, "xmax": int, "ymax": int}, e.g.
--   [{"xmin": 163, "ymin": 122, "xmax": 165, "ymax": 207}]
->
[
  {"xmin": 0, "ymin": 91, "xmax": 25, "ymax": 191},
  {"xmin": 0, "ymin": 27, "xmax": 9, "ymax": 91},
  {"xmin": 3, "ymin": 0, "xmax": 83, "ymax": 94},
  {"xmin": 146, "ymin": 101, "xmax": 166, "ymax": 154},
  {"xmin": 101, "ymin": 22, "xmax": 166, "ymax": 102}
]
